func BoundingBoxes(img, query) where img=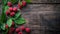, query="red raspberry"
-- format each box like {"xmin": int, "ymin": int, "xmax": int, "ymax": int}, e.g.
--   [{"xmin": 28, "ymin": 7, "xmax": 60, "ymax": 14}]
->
[
  {"xmin": 6, "ymin": 11, "xmax": 10, "ymax": 15},
  {"xmin": 13, "ymin": 7, "xmax": 17, "ymax": 12},
  {"xmin": 25, "ymin": 28, "xmax": 30, "ymax": 33},
  {"xmin": 7, "ymin": 2, "xmax": 12, "ymax": 7},
  {"xmin": 8, "ymin": 30, "xmax": 12, "ymax": 34},
  {"xmin": 5, "ymin": 24, "xmax": 8, "ymax": 29},
  {"xmin": 12, "ymin": 21, "xmax": 15, "ymax": 26},
  {"xmin": 20, "ymin": 26, "xmax": 25, "ymax": 31},
  {"xmin": 18, "ymin": 32, "xmax": 23, "ymax": 34},
  {"xmin": 18, "ymin": 3, "xmax": 22, "ymax": 9},
  {"xmin": 10, "ymin": 12, "xmax": 15, "ymax": 17},
  {"xmin": 8, "ymin": 32, "xmax": 12, "ymax": 34},
  {"xmin": 9, "ymin": 7, "xmax": 13, "ymax": 12},
  {"xmin": 10, "ymin": 27, "xmax": 15, "ymax": 32},
  {"xmin": 8, "ymin": 27, "xmax": 15, "ymax": 34},
  {"xmin": 22, "ymin": 1, "xmax": 26, "ymax": 6},
  {"xmin": 15, "ymin": 28, "xmax": 20, "ymax": 33}
]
